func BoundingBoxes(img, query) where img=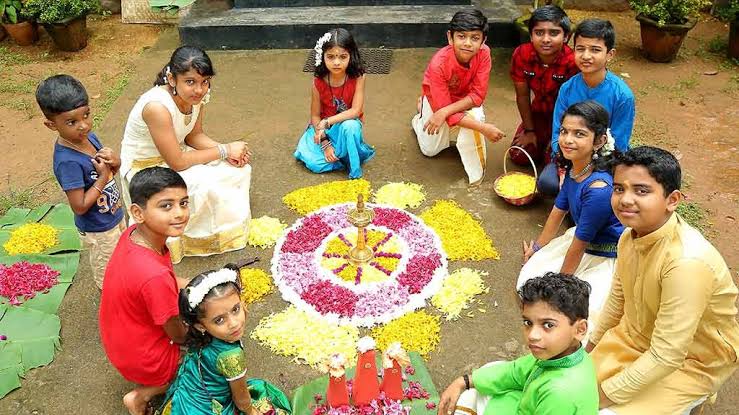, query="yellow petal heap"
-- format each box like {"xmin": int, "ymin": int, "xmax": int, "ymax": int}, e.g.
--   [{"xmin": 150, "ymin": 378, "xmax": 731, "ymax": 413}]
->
[
  {"xmin": 239, "ymin": 268, "xmax": 274, "ymax": 304},
  {"xmin": 247, "ymin": 216, "xmax": 287, "ymax": 248},
  {"xmin": 3, "ymin": 223, "xmax": 58, "ymax": 255},
  {"xmin": 420, "ymin": 200, "xmax": 499, "ymax": 261},
  {"xmin": 495, "ymin": 173, "xmax": 536, "ymax": 199},
  {"xmin": 373, "ymin": 182, "xmax": 426, "ymax": 209},
  {"xmin": 251, "ymin": 306, "xmax": 359, "ymax": 367},
  {"xmin": 282, "ymin": 179, "xmax": 371, "ymax": 215},
  {"xmin": 432, "ymin": 268, "xmax": 489, "ymax": 320},
  {"xmin": 370, "ymin": 311, "xmax": 440, "ymax": 358}
]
